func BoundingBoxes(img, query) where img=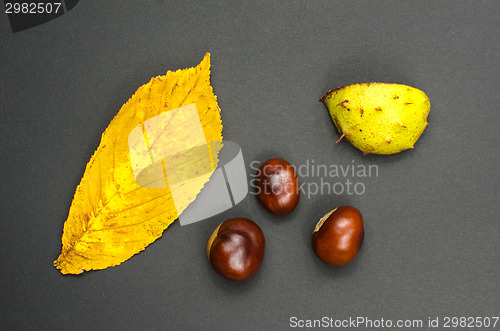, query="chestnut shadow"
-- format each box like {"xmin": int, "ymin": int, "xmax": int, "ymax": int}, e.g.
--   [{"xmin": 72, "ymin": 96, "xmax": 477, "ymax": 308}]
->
[
  {"xmin": 300, "ymin": 194, "xmax": 365, "ymax": 279},
  {"xmin": 309, "ymin": 245, "xmax": 365, "ymax": 279},
  {"xmin": 206, "ymin": 262, "xmax": 264, "ymax": 295}
]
